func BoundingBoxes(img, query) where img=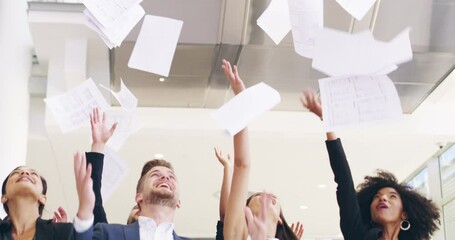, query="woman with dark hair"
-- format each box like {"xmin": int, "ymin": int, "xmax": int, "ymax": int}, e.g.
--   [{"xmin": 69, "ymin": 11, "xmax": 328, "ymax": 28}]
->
[
  {"xmin": 221, "ymin": 59, "xmax": 298, "ymax": 240},
  {"xmin": 0, "ymin": 166, "xmax": 69, "ymax": 240},
  {"xmin": 0, "ymin": 107, "xmax": 116, "ymax": 240},
  {"xmin": 301, "ymin": 89, "xmax": 440, "ymax": 240}
]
